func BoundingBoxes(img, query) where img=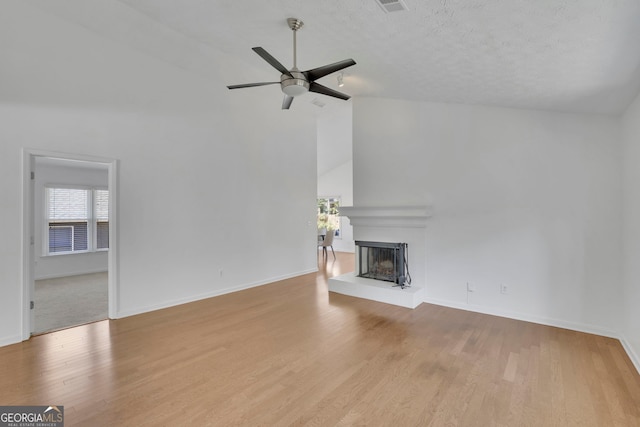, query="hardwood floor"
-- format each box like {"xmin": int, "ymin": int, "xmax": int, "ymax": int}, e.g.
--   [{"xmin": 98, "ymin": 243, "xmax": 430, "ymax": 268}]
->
[{"xmin": 1, "ymin": 252, "xmax": 639, "ymax": 426}]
